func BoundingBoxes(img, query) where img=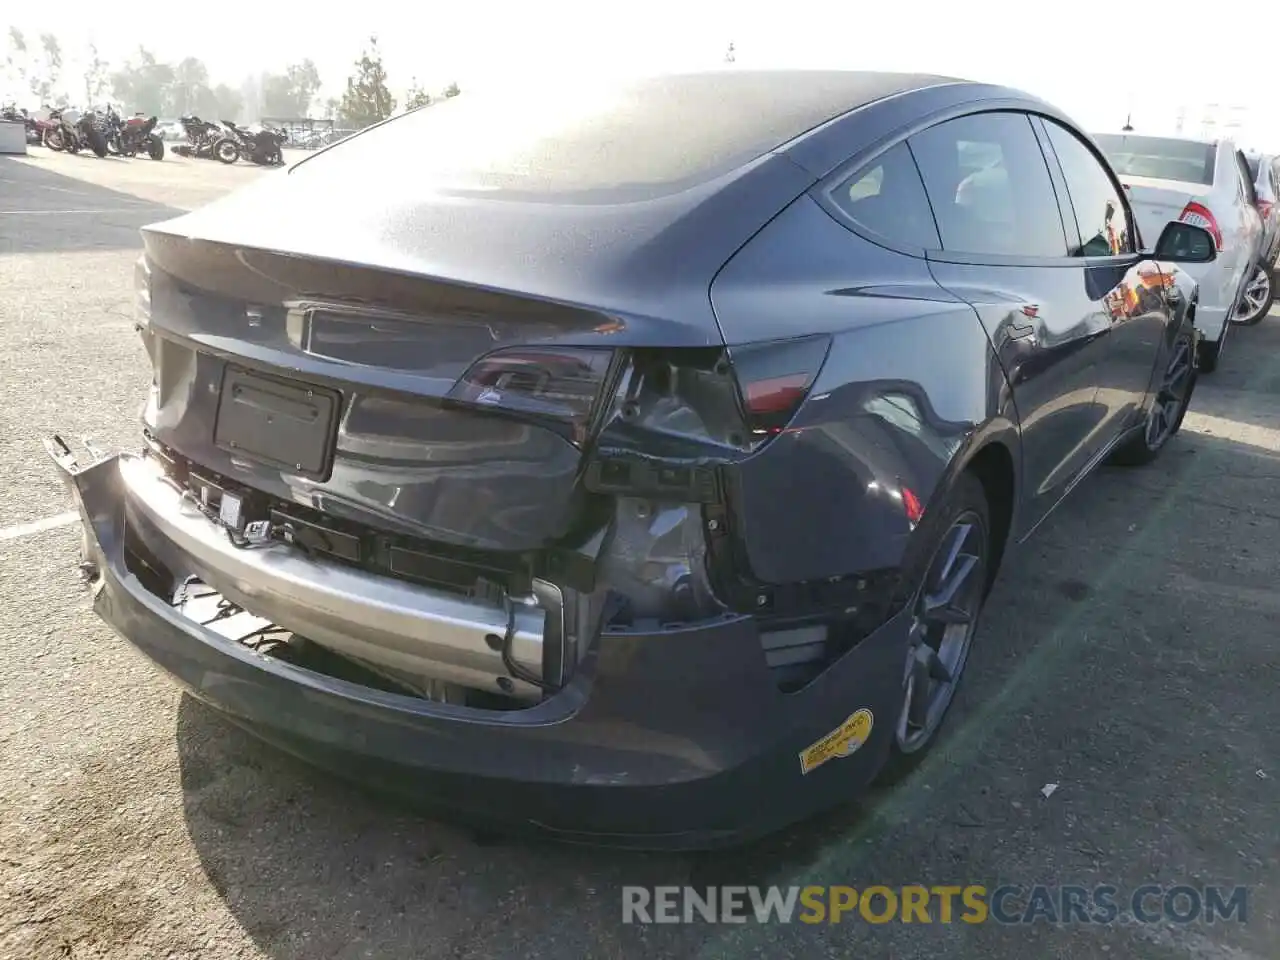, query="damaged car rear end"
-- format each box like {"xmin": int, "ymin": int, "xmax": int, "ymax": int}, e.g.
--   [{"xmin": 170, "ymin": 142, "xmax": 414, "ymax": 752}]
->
[{"xmin": 48, "ymin": 72, "xmax": 1012, "ymax": 848}]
